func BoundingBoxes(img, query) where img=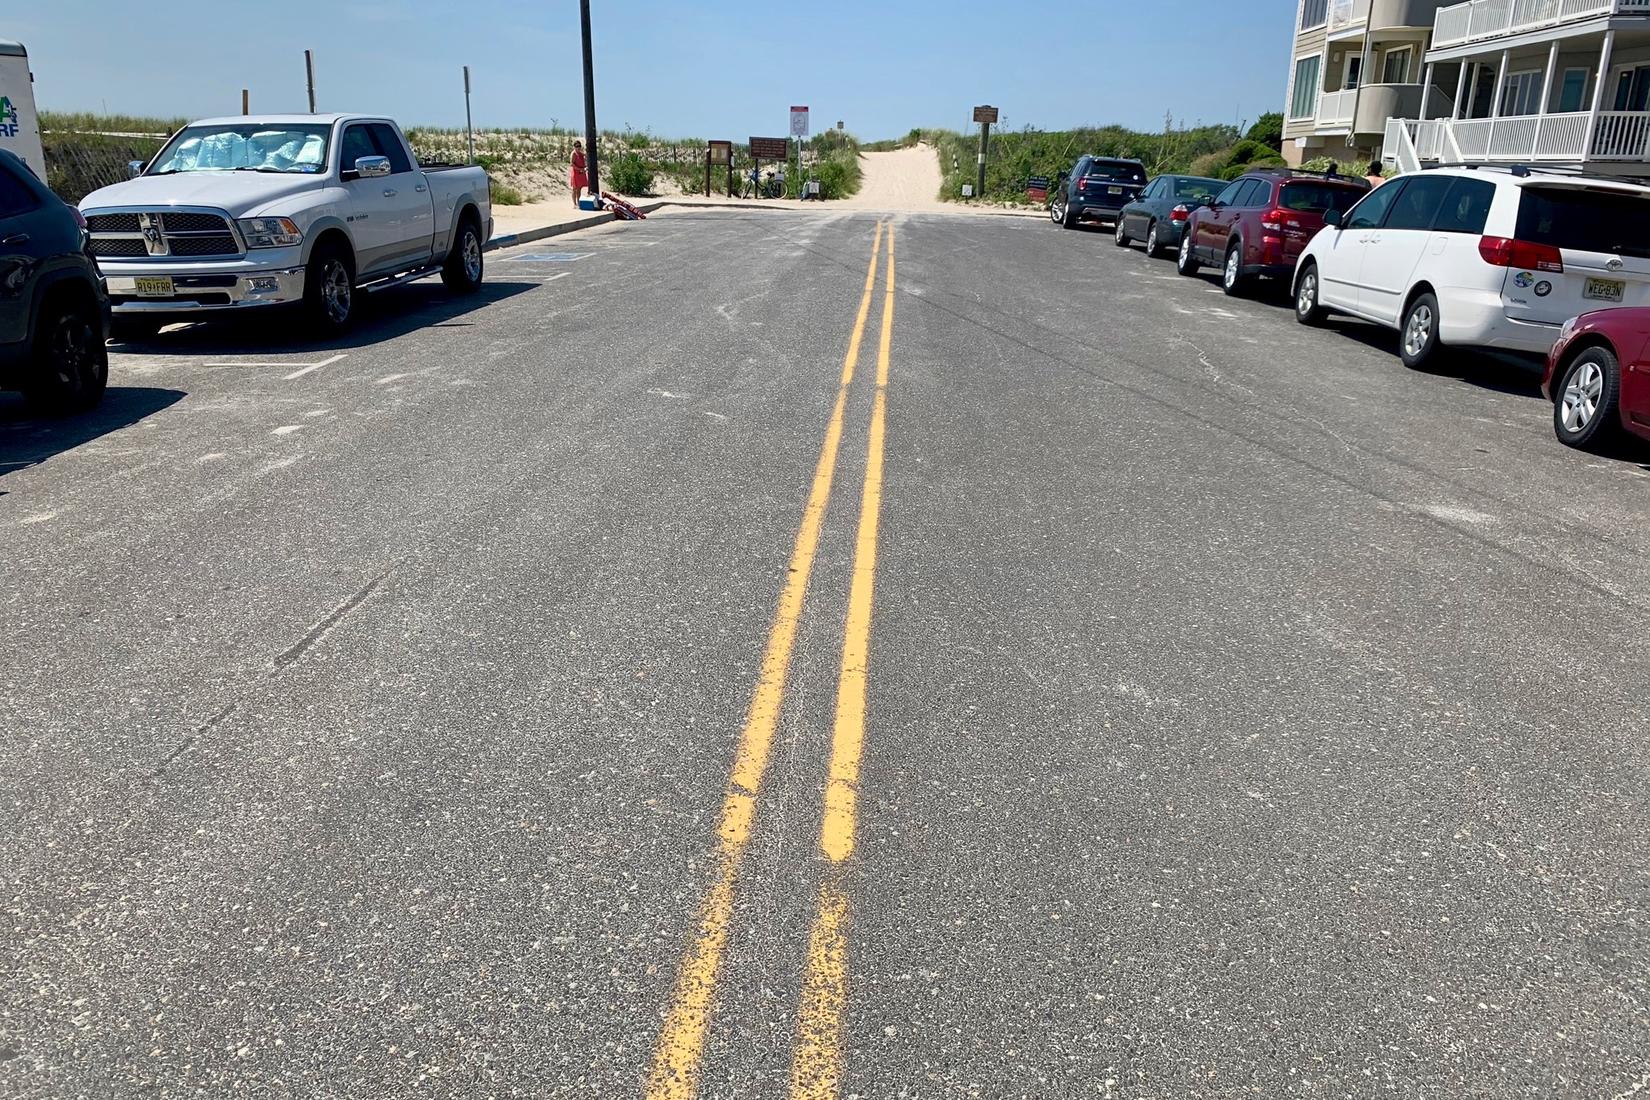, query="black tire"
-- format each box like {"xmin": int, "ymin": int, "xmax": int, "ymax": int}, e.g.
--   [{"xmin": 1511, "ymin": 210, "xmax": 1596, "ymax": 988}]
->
[
  {"xmin": 1294, "ymin": 261, "xmax": 1327, "ymax": 326},
  {"xmin": 303, "ymin": 239, "xmax": 356, "ymax": 334},
  {"xmin": 1145, "ymin": 221, "xmax": 1162, "ymax": 257},
  {"xmin": 1062, "ymin": 201, "xmax": 1078, "ymax": 229},
  {"xmin": 1222, "ymin": 242, "xmax": 1250, "ymax": 297},
  {"xmin": 109, "ymin": 317, "xmax": 162, "ymax": 344},
  {"xmin": 1176, "ymin": 230, "xmax": 1200, "ymax": 276},
  {"xmin": 1399, "ymin": 291, "xmax": 1445, "ymax": 371},
  {"xmin": 1553, "ymin": 345, "xmax": 1625, "ymax": 452},
  {"xmin": 22, "ymin": 289, "xmax": 107, "ymax": 413},
  {"xmin": 441, "ymin": 215, "xmax": 485, "ymax": 294},
  {"xmin": 1113, "ymin": 217, "xmax": 1130, "ymax": 247}
]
